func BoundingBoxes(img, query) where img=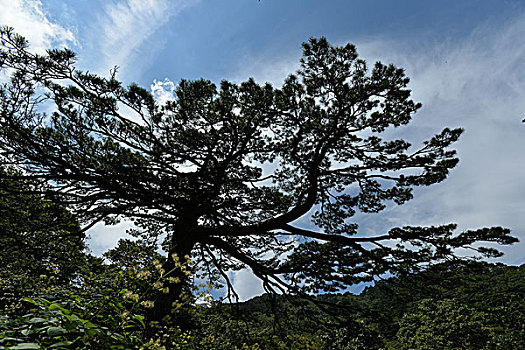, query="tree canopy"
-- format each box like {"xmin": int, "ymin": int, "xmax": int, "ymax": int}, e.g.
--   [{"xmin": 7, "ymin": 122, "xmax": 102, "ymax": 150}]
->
[
  {"xmin": 0, "ymin": 26, "xmax": 517, "ymax": 323},
  {"xmin": 0, "ymin": 165, "xmax": 85, "ymax": 309}
]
